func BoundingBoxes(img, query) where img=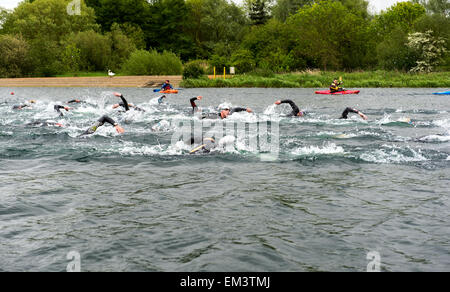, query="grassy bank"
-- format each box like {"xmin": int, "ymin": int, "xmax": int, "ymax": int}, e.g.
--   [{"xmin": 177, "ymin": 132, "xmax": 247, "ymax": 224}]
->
[{"xmin": 180, "ymin": 71, "xmax": 450, "ymax": 88}]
